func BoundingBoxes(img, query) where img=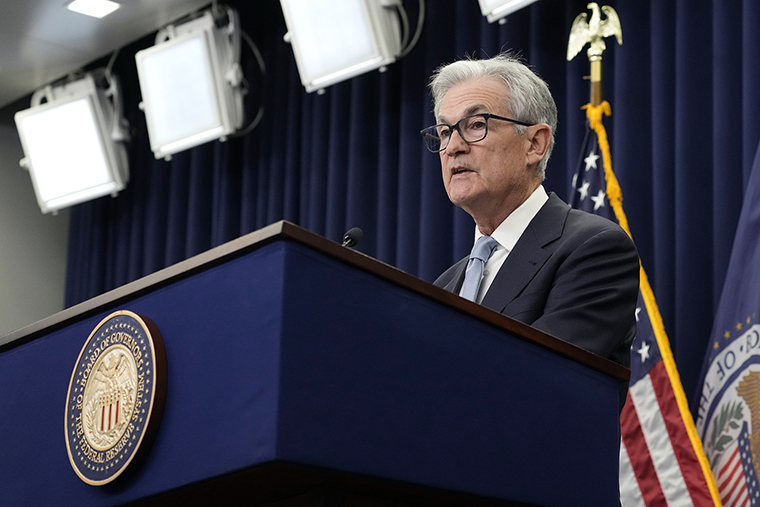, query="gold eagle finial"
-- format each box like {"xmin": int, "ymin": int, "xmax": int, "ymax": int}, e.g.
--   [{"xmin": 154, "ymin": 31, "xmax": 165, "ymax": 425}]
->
[{"xmin": 567, "ymin": 3, "xmax": 623, "ymax": 62}]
